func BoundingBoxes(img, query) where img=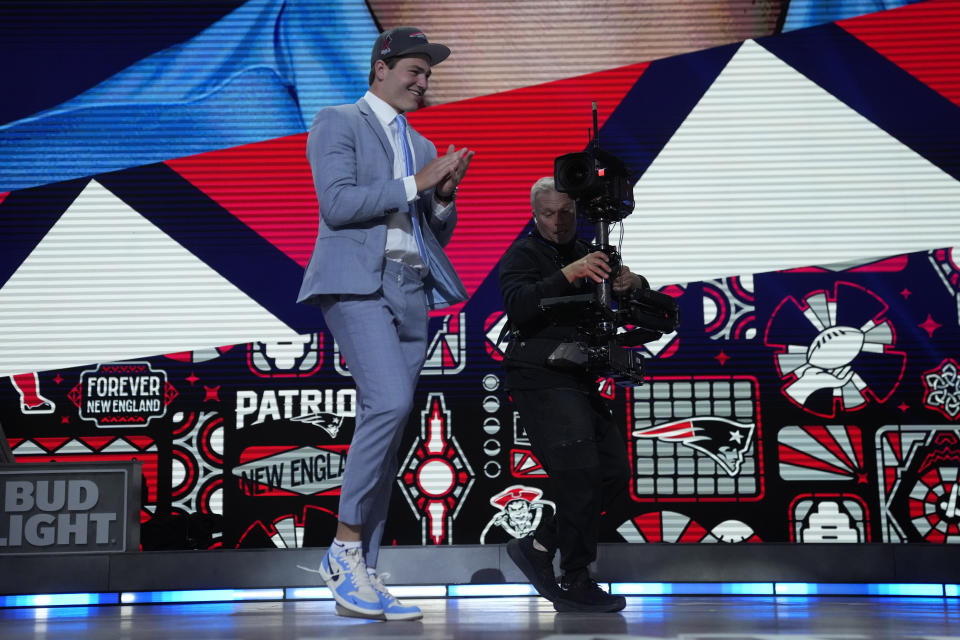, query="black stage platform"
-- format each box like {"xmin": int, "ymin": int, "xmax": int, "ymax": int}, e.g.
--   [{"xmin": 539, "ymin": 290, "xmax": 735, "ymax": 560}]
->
[{"xmin": 2, "ymin": 543, "xmax": 960, "ymax": 596}]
